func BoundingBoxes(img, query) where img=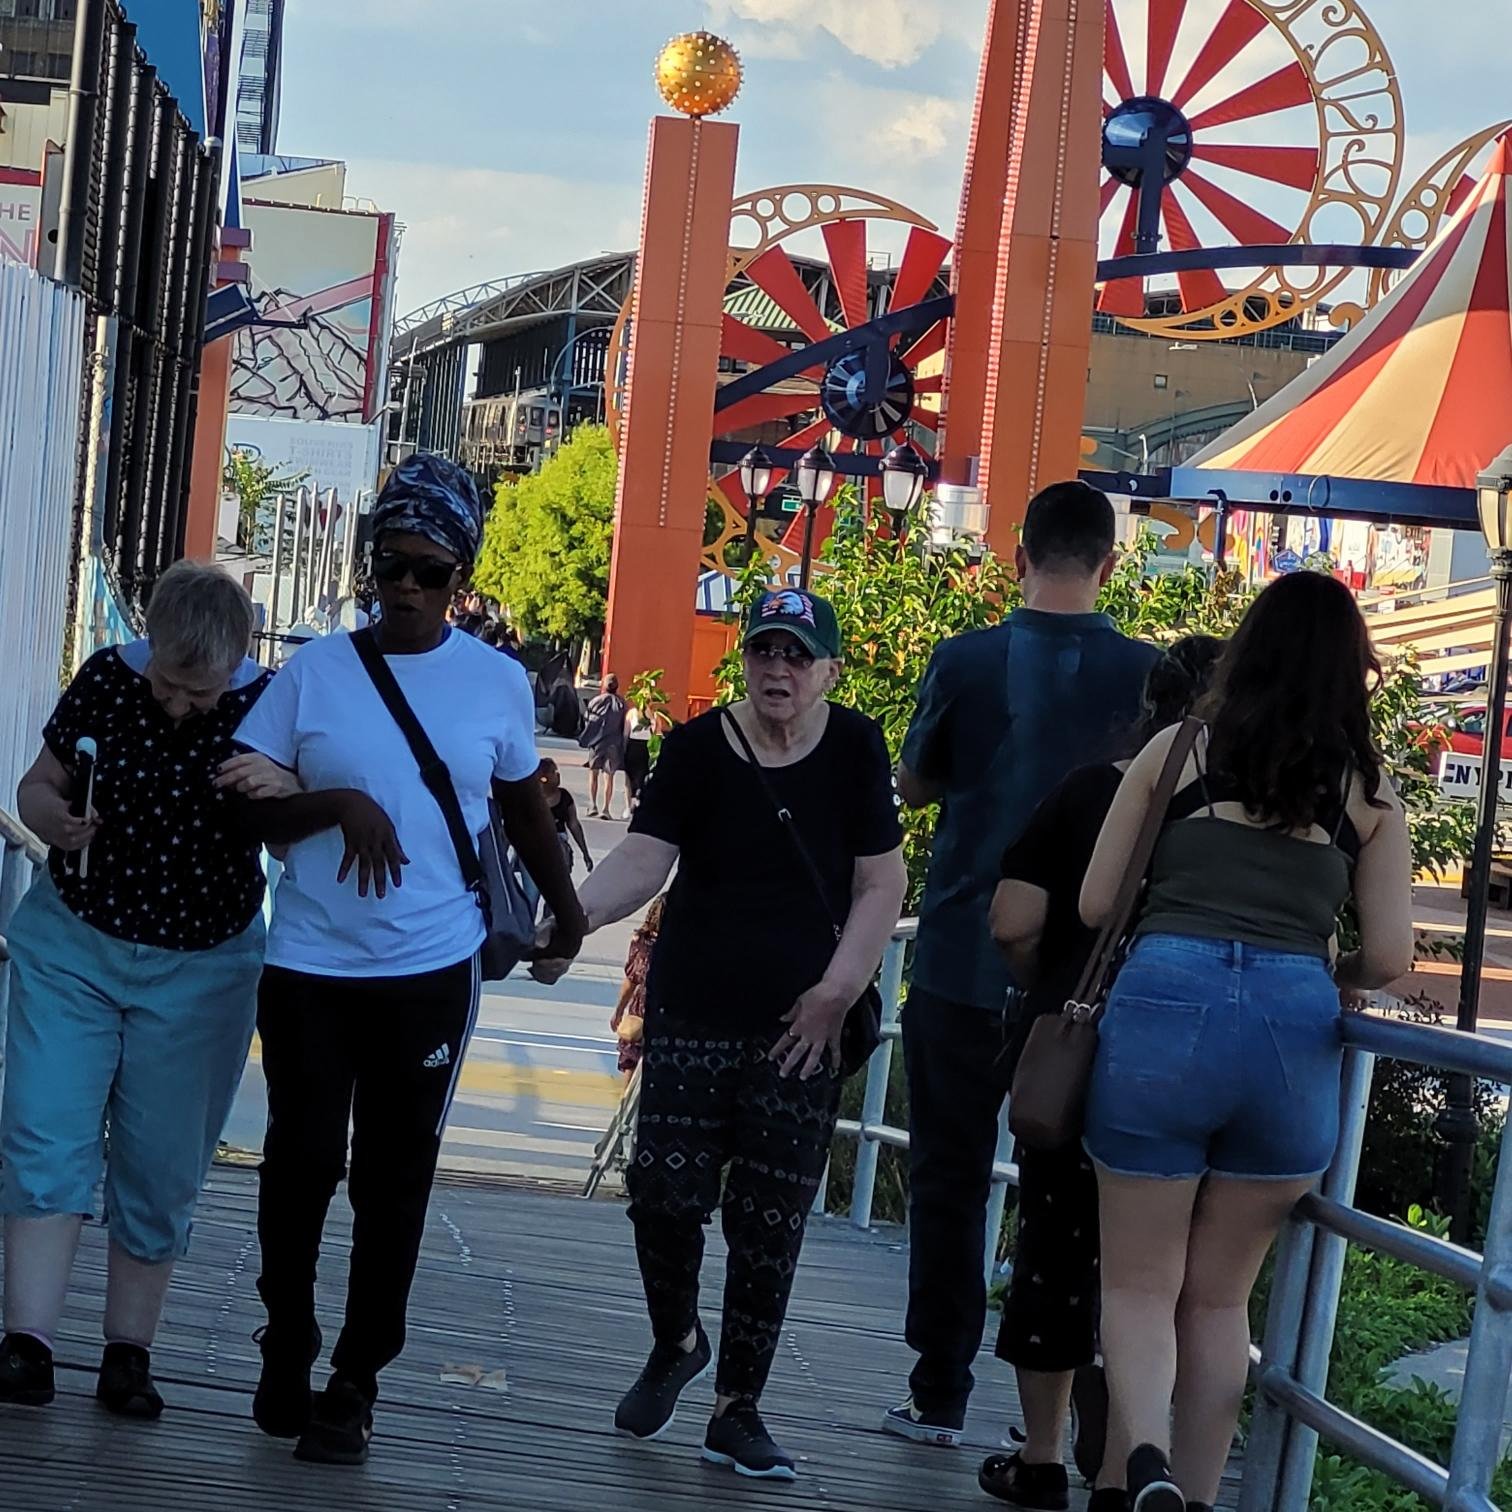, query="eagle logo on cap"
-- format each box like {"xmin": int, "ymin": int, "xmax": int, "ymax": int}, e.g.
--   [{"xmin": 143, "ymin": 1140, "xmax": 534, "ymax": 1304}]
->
[{"xmin": 761, "ymin": 590, "xmax": 816, "ymax": 626}]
